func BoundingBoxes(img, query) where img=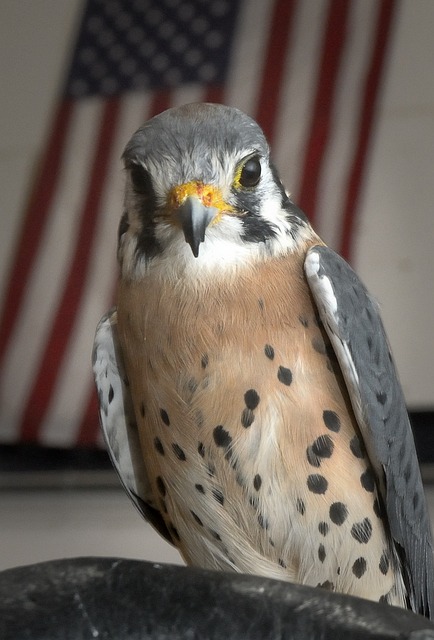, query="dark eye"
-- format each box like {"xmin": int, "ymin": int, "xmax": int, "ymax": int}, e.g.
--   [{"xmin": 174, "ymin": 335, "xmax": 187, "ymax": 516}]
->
[
  {"xmin": 130, "ymin": 163, "xmax": 153, "ymax": 195},
  {"xmin": 238, "ymin": 155, "xmax": 262, "ymax": 188}
]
